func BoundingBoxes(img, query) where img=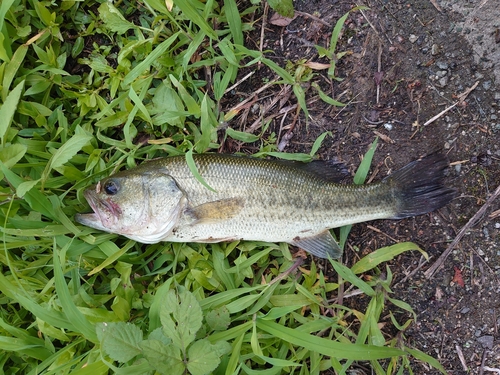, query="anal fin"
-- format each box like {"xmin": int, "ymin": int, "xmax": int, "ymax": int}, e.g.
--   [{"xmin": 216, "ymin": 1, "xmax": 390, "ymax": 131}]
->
[{"xmin": 291, "ymin": 230, "xmax": 343, "ymax": 259}]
